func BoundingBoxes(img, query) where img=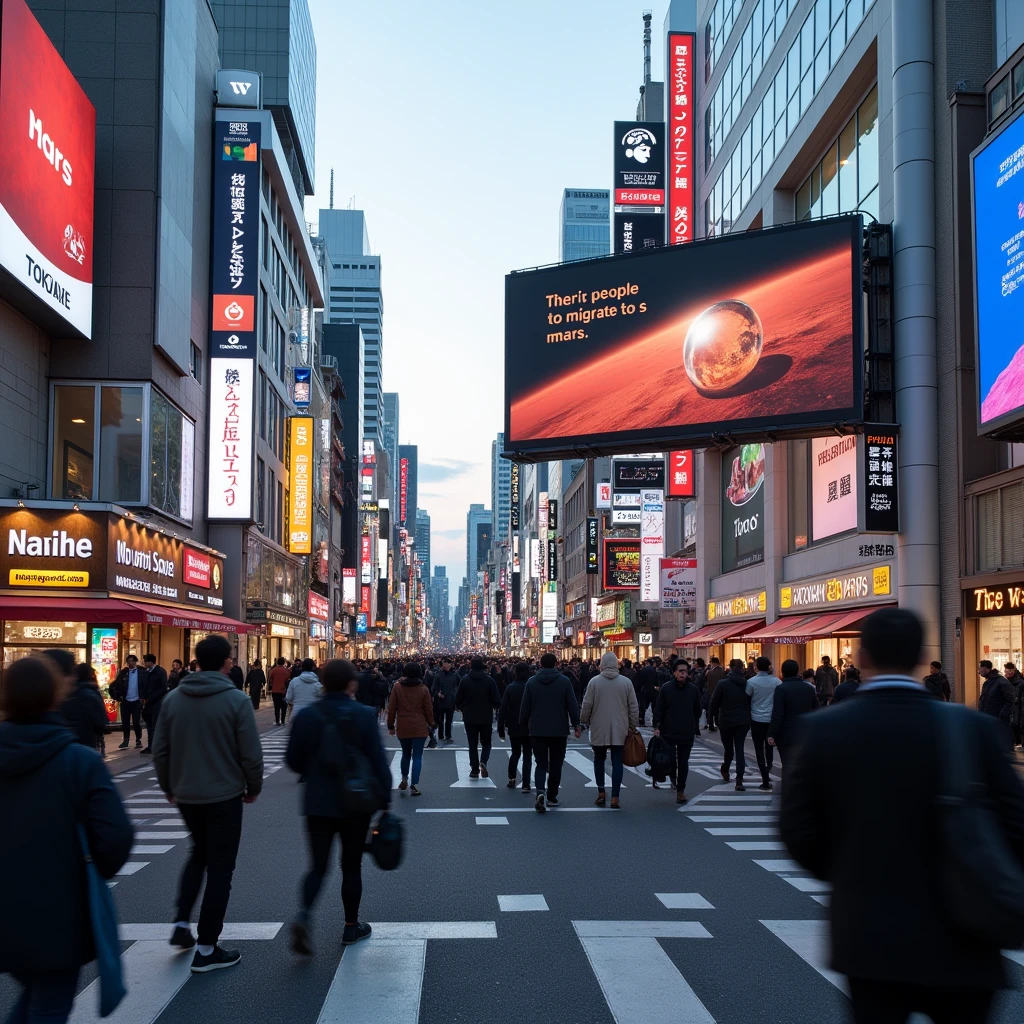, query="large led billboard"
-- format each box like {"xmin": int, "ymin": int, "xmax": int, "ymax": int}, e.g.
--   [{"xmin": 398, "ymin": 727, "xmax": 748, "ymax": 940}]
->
[
  {"xmin": 972, "ymin": 109, "xmax": 1024, "ymax": 437},
  {"xmin": 0, "ymin": 0, "xmax": 95, "ymax": 337},
  {"xmin": 505, "ymin": 217, "xmax": 862, "ymax": 458},
  {"xmin": 721, "ymin": 443, "xmax": 764, "ymax": 573},
  {"xmin": 287, "ymin": 416, "xmax": 313, "ymax": 554},
  {"xmin": 613, "ymin": 121, "xmax": 664, "ymax": 206}
]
